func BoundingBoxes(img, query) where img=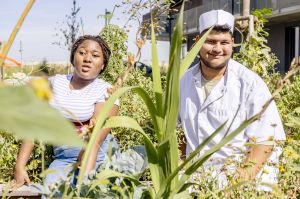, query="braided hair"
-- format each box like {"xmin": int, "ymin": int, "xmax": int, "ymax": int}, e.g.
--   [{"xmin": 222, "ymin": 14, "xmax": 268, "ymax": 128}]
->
[{"xmin": 70, "ymin": 35, "xmax": 111, "ymax": 74}]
